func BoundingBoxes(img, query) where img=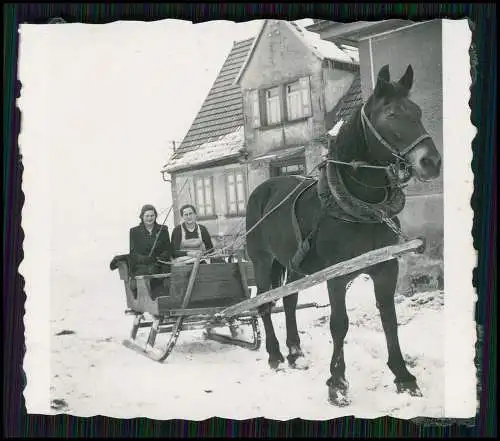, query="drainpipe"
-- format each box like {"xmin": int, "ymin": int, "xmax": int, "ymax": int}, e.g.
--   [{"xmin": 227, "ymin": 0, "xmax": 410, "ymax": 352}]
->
[{"xmin": 368, "ymin": 36, "xmax": 375, "ymax": 90}]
